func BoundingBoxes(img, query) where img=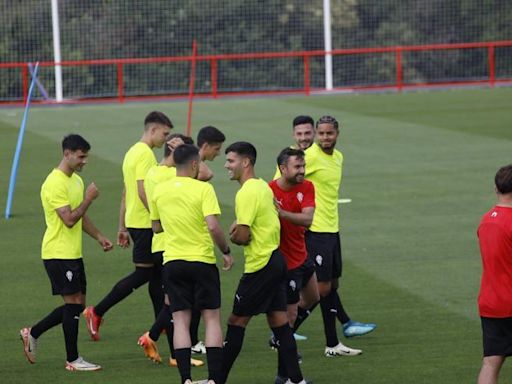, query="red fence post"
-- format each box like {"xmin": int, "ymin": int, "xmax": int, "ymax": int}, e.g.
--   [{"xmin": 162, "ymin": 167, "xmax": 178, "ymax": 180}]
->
[
  {"xmin": 487, "ymin": 45, "xmax": 495, "ymax": 88},
  {"xmin": 395, "ymin": 48, "xmax": 403, "ymax": 92},
  {"xmin": 303, "ymin": 55, "xmax": 311, "ymax": 96},
  {"xmin": 211, "ymin": 58, "xmax": 218, "ymax": 99},
  {"xmin": 117, "ymin": 63, "xmax": 124, "ymax": 103},
  {"xmin": 22, "ymin": 65, "xmax": 29, "ymax": 103}
]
